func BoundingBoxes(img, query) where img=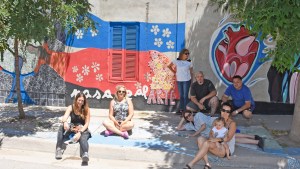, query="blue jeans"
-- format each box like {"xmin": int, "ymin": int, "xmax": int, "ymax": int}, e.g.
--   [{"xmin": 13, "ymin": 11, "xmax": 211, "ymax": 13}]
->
[
  {"xmin": 177, "ymin": 80, "xmax": 191, "ymax": 111},
  {"xmin": 56, "ymin": 125, "xmax": 91, "ymax": 156}
]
